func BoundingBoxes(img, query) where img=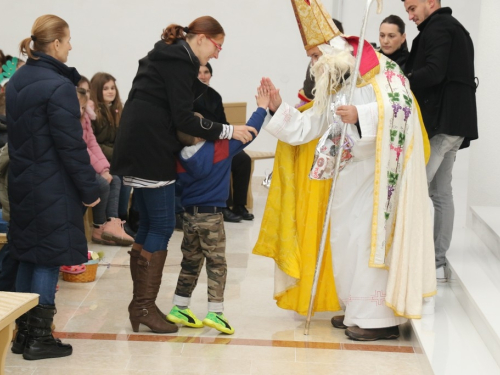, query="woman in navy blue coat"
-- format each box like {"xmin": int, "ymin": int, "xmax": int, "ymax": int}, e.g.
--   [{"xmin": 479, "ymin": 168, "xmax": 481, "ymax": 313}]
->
[{"xmin": 6, "ymin": 15, "xmax": 99, "ymax": 360}]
